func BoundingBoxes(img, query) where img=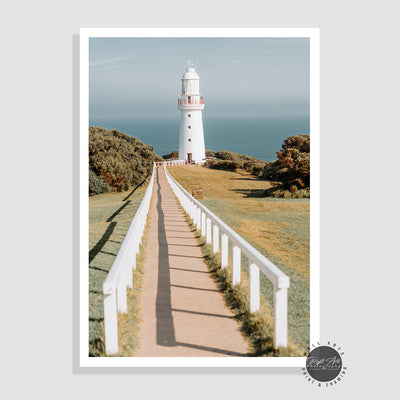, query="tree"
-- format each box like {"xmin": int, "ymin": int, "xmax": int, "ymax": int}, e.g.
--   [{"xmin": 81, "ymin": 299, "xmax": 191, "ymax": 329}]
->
[{"xmin": 262, "ymin": 135, "xmax": 310, "ymax": 189}]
